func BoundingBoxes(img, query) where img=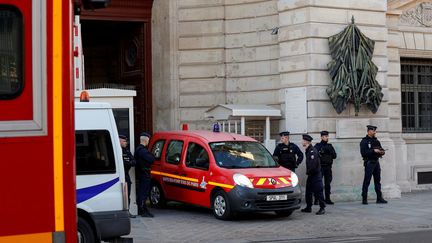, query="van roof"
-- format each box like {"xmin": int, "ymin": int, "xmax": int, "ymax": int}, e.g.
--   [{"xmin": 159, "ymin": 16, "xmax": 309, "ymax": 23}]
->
[
  {"xmin": 75, "ymin": 102, "xmax": 112, "ymax": 109},
  {"xmin": 153, "ymin": 130, "xmax": 257, "ymax": 143}
]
